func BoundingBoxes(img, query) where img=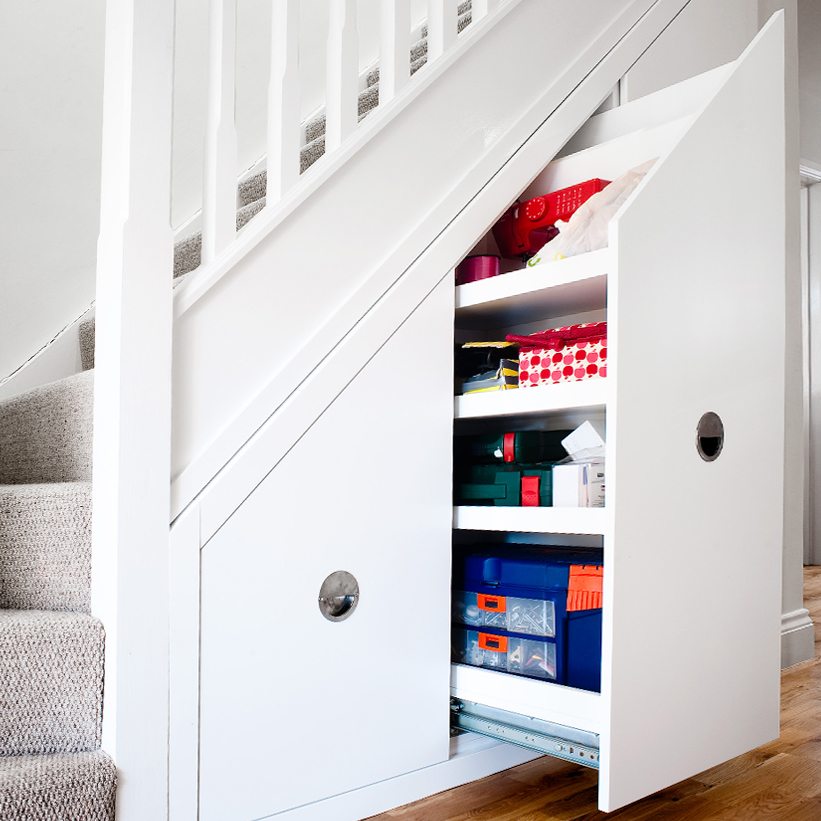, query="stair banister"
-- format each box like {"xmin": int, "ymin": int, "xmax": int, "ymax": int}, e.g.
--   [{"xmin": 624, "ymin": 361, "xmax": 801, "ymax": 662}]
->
[
  {"xmin": 380, "ymin": 0, "xmax": 411, "ymax": 104},
  {"xmin": 93, "ymin": 0, "xmax": 175, "ymax": 817},
  {"xmin": 268, "ymin": 0, "xmax": 301, "ymax": 201},
  {"xmin": 326, "ymin": 0, "xmax": 360, "ymax": 152},
  {"xmin": 202, "ymin": 0, "xmax": 239, "ymax": 263},
  {"xmin": 427, "ymin": 0, "xmax": 458, "ymax": 60}
]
